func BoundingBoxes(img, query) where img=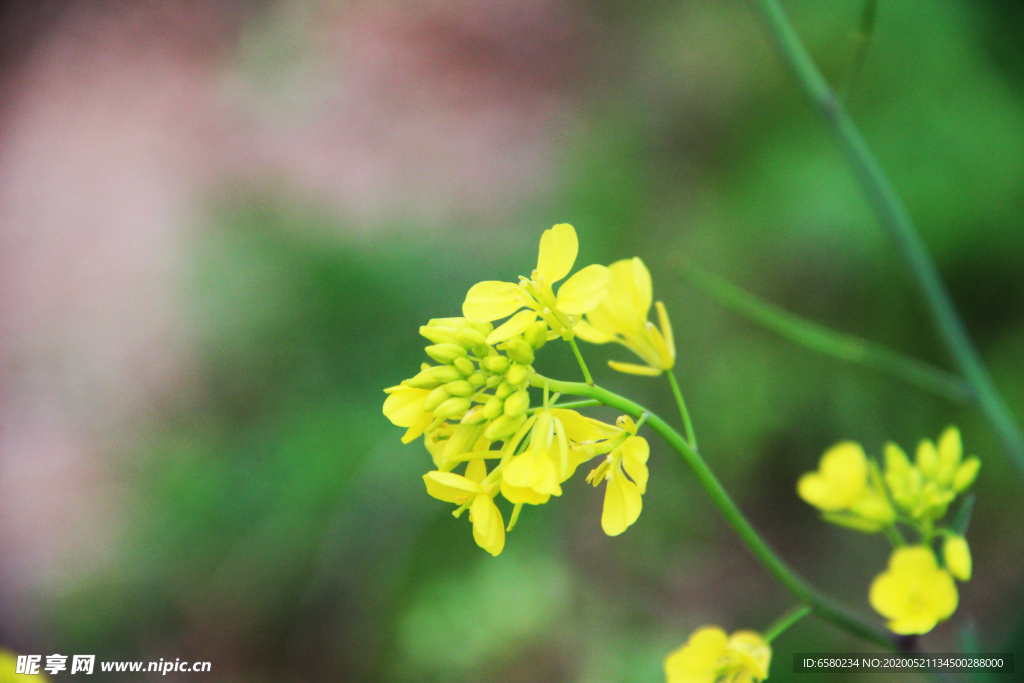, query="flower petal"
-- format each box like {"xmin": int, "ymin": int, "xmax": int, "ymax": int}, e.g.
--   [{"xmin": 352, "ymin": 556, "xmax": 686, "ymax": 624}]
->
[
  {"xmin": 573, "ymin": 319, "xmax": 617, "ymax": 344},
  {"xmin": 470, "ymin": 494, "xmax": 505, "ymax": 556},
  {"xmin": 665, "ymin": 627, "xmax": 728, "ymax": 683},
  {"xmin": 500, "ymin": 478, "xmax": 550, "ymax": 505},
  {"xmin": 550, "ymin": 409, "xmax": 622, "ymax": 442},
  {"xmin": 423, "ymin": 471, "xmax": 481, "ymax": 504},
  {"xmin": 620, "ymin": 436, "xmax": 650, "ymax": 494},
  {"xmin": 463, "ymin": 281, "xmax": 524, "ymax": 321},
  {"xmin": 607, "ymin": 360, "xmax": 662, "ymax": 376},
  {"xmin": 486, "ymin": 309, "xmax": 537, "ymax": 344},
  {"xmin": 383, "ymin": 387, "xmax": 430, "ymax": 427},
  {"xmin": 556, "ymin": 264, "xmax": 611, "ymax": 315},
  {"xmin": 601, "ymin": 471, "xmax": 642, "ymax": 536},
  {"xmin": 536, "ymin": 223, "xmax": 578, "ymax": 285}
]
